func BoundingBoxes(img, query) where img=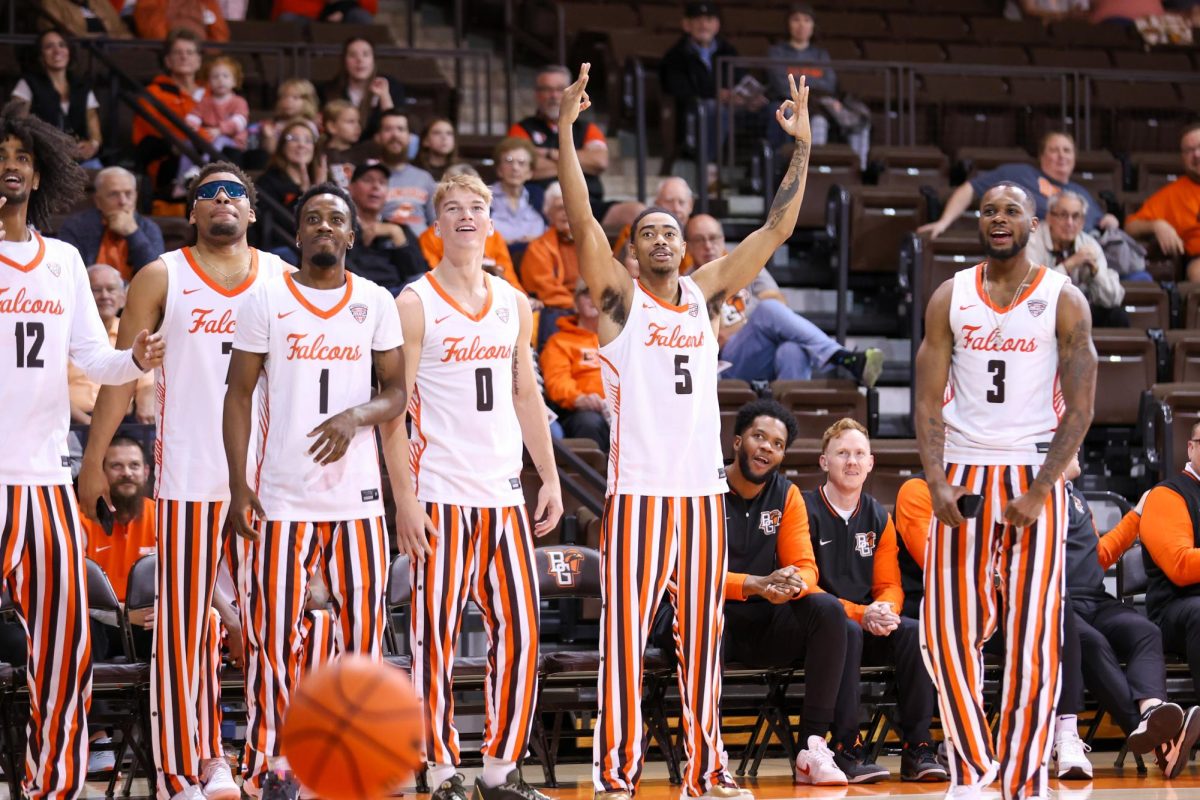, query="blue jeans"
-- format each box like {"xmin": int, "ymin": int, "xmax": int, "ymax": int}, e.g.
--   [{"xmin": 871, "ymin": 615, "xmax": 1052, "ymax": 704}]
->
[{"xmin": 720, "ymin": 299, "xmax": 842, "ymax": 382}]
